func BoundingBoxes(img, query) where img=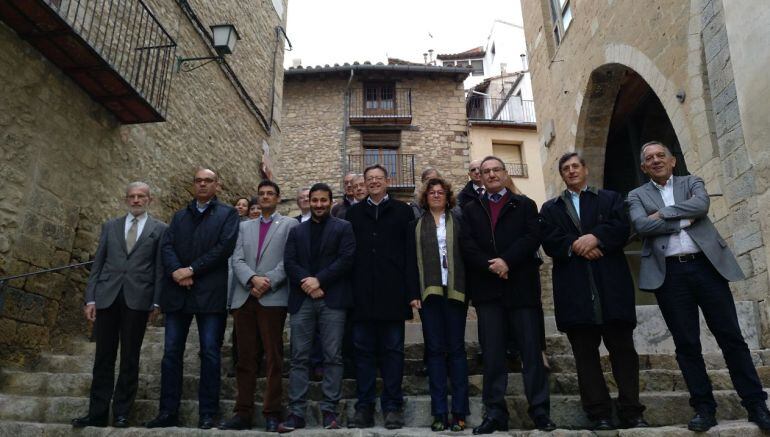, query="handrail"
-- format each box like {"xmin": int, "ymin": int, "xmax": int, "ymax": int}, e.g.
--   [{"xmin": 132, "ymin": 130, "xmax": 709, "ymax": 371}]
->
[{"xmin": 0, "ymin": 261, "xmax": 93, "ymax": 291}]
